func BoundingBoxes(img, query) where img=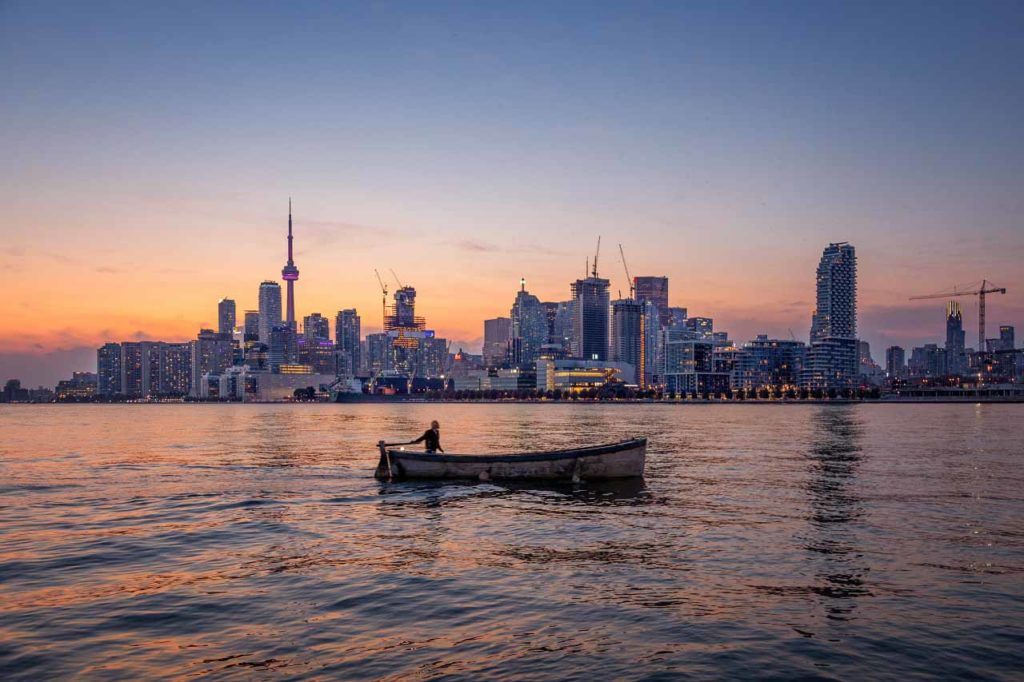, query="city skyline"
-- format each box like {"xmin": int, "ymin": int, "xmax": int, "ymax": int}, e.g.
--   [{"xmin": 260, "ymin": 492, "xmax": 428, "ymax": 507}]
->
[{"xmin": 3, "ymin": 2, "xmax": 1023, "ymax": 386}]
